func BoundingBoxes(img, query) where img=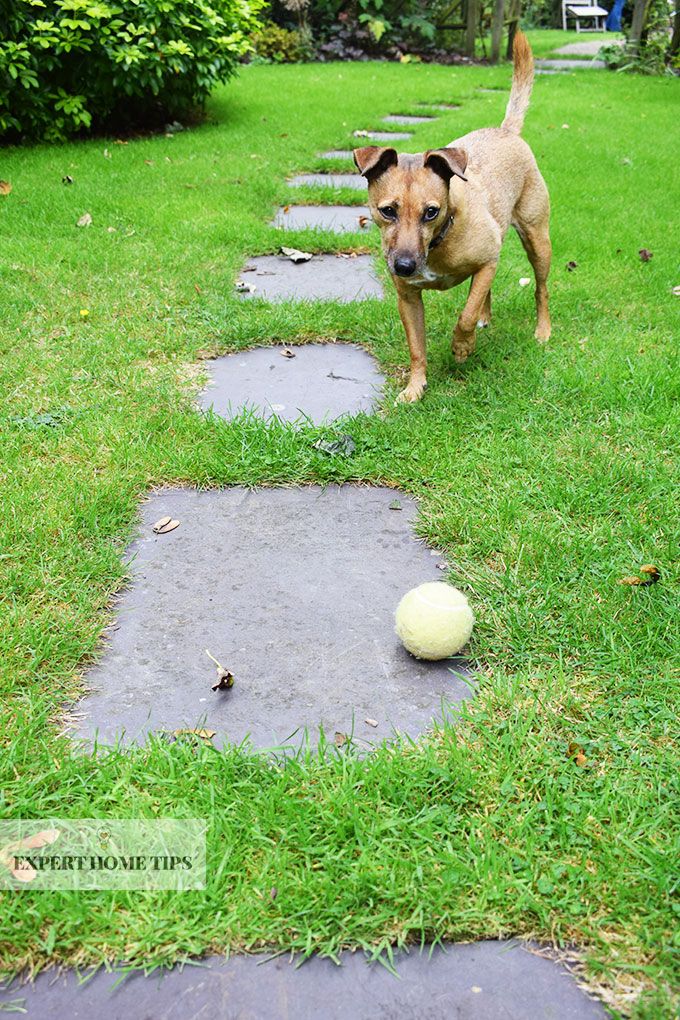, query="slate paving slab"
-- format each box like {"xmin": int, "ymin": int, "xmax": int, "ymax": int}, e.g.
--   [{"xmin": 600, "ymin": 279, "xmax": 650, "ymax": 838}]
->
[
  {"xmin": 237, "ymin": 254, "xmax": 383, "ymax": 303},
  {"xmin": 320, "ymin": 150, "xmax": 354, "ymax": 159},
  {"xmin": 357, "ymin": 130, "xmax": 412, "ymax": 141},
  {"xmin": 198, "ymin": 343, "xmax": 384, "ymax": 424},
  {"xmin": 555, "ymin": 39, "xmax": 614, "ymax": 55},
  {"xmin": 72, "ymin": 486, "xmax": 474, "ymax": 750},
  {"xmin": 382, "ymin": 114, "xmax": 435, "ymax": 124},
  {"xmin": 0, "ymin": 941, "xmax": 607, "ymax": 1019},
  {"xmin": 289, "ymin": 172, "xmax": 366, "ymax": 190},
  {"xmin": 535, "ymin": 57, "xmax": 606, "ymax": 69},
  {"xmin": 272, "ymin": 204, "xmax": 372, "ymax": 233}
]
